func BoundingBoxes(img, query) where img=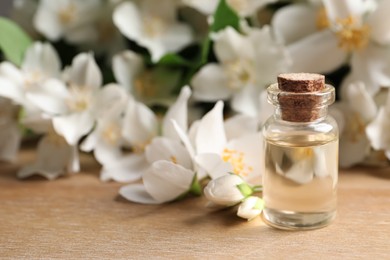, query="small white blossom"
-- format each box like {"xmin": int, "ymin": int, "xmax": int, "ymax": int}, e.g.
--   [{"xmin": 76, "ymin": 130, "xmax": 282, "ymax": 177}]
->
[
  {"xmin": 18, "ymin": 129, "xmax": 80, "ymax": 180},
  {"xmin": 331, "ymin": 82, "xmax": 377, "ymax": 167},
  {"xmin": 33, "ymin": 0, "xmax": 102, "ymax": 44},
  {"xmin": 237, "ymin": 196, "xmax": 264, "ymax": 221},
  {"xmin": 204, "ymin": 174, "xmax": 249, "ymax": 206},
  {"xmin": 366, "ymin": 90, "xmax": 390, "ymax": 160},
  {"xmin": 183, "ymin": 0, "xmax": 276, "ymax": 17},
  {"xmin": 191, "ymin": 26, "xmax": 290, "ymax": 117},
  {"xmin": 272, "ymin": 0, "xmax": 390, "ymax": 94},
  {"xmin": 112, "ymin": 50, "xmax": 181, "ymax": 105},
  {"xmin": 173, "ymin": 101, "xmax": 263, "ymax": 183},
  {"xmin": 113, "ymin": 0, "xmax": 194, "ymax": 62},
  {"xmin": 27, "ymin": 53, "xmax": 106, "ymax": 146}
]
